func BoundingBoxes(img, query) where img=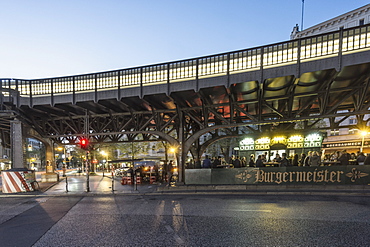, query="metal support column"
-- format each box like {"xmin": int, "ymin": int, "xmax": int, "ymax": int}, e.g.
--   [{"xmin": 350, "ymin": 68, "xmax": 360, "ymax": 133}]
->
[{"xmin": 178, "ymin": 109, "xmax": 185, "ymax": 184}]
